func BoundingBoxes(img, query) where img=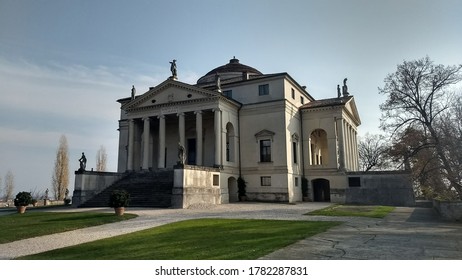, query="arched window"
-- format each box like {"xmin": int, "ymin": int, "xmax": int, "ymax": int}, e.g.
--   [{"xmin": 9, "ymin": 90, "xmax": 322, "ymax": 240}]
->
[
  {"xmin": 310, "ymin": 129, "xmax": 328, "ymax": 165},
  {"xmin": 226, "ymin": 122, "xmax": 235, "ymax": 162}
]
